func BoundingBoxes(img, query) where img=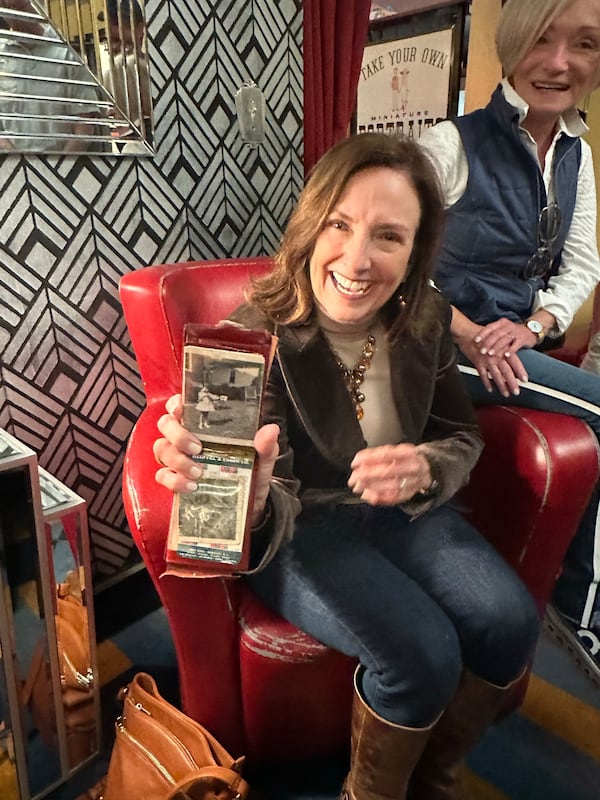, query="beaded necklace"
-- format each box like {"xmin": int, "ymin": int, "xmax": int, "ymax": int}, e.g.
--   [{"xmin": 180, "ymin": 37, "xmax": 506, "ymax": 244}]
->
[{"xmin": 333, "ymin": 333, "xmax": 376, "ymax": 421}]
